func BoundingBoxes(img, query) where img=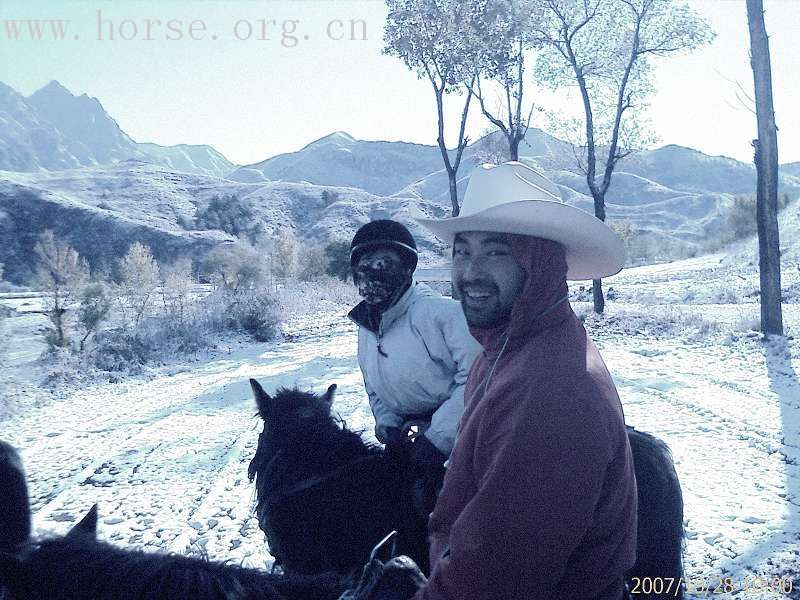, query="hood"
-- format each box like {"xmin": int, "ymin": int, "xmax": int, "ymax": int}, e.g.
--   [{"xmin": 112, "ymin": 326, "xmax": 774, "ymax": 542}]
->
[{"xmin": 469, "ymin": 235, "xmax": 571, "ymax": 350}]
